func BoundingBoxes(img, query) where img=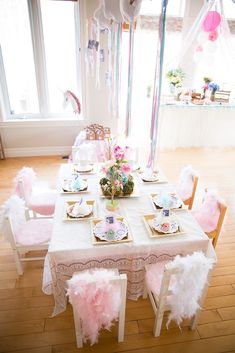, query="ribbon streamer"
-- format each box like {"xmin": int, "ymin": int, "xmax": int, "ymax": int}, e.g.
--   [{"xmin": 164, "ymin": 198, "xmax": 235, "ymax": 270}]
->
[
  {"xmin": 125, "ymin": 20, "xmax": 135, "ymax": 137},
  {"xmin": 147, "ymin": 0, "xmax": 168, "ymax": 169}
]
